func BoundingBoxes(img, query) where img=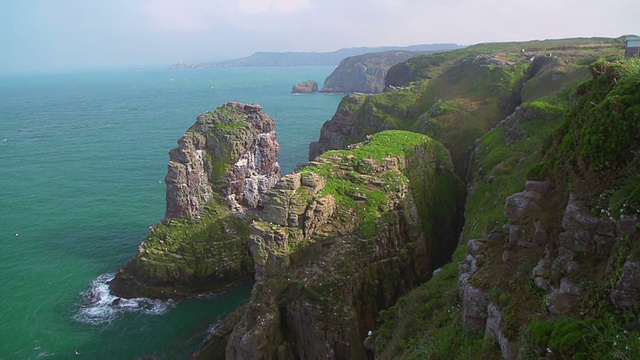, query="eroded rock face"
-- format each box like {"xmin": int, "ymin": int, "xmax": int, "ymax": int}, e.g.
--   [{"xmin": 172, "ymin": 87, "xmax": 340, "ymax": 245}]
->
[
  {"xmin": 166, "ymin": 102, "xmax": 280, "ymax": 219},
  {"xmin": 110, "ymin": 102, "xmax": 281, "ymax": 299},
  {"xmin": 199, "ymin": 130, "xmax": 466, "ymax": 359}
]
